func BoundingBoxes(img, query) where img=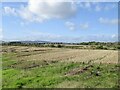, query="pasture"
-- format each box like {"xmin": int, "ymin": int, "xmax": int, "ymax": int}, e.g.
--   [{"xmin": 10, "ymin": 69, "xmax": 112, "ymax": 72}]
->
[{"xmin": 2, "ymin": 46, "xmax": 119, "ymax": 88}]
